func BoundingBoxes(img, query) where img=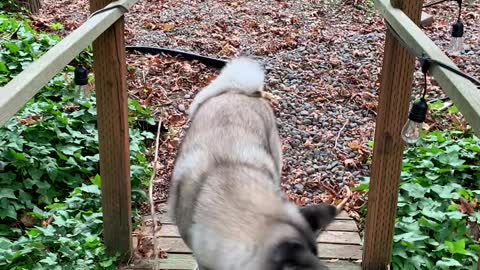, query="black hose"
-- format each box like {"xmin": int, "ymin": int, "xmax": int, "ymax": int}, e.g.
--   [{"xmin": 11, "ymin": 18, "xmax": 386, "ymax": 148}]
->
[{"xmin": 126, "ymin": 46, "xmax": 228, "ymax": 69}]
